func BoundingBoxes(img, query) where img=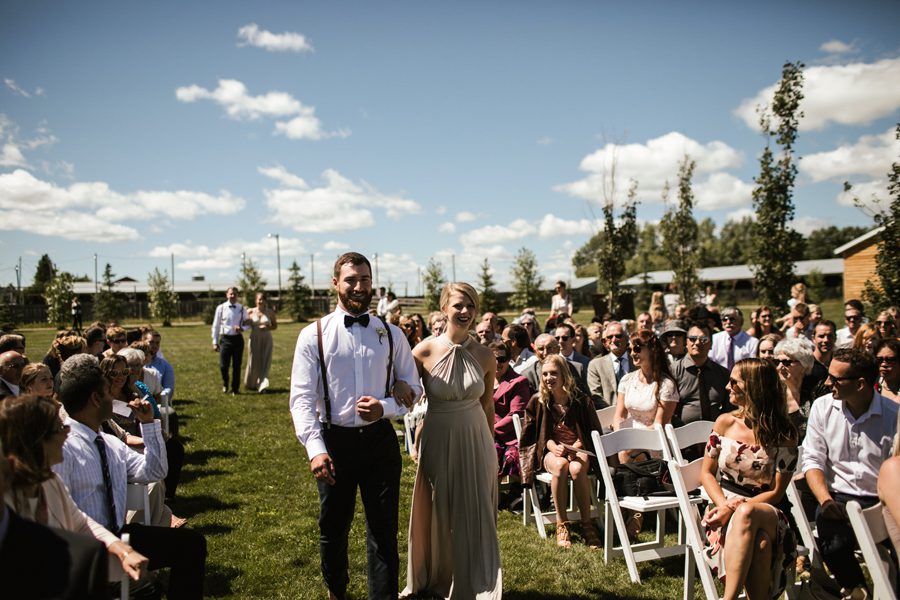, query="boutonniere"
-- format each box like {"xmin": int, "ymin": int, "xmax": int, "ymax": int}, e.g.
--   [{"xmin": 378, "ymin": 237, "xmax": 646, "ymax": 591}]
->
[{"xmin": 375, "ymin": 327, "xmax": 387, "ymax": 344}]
